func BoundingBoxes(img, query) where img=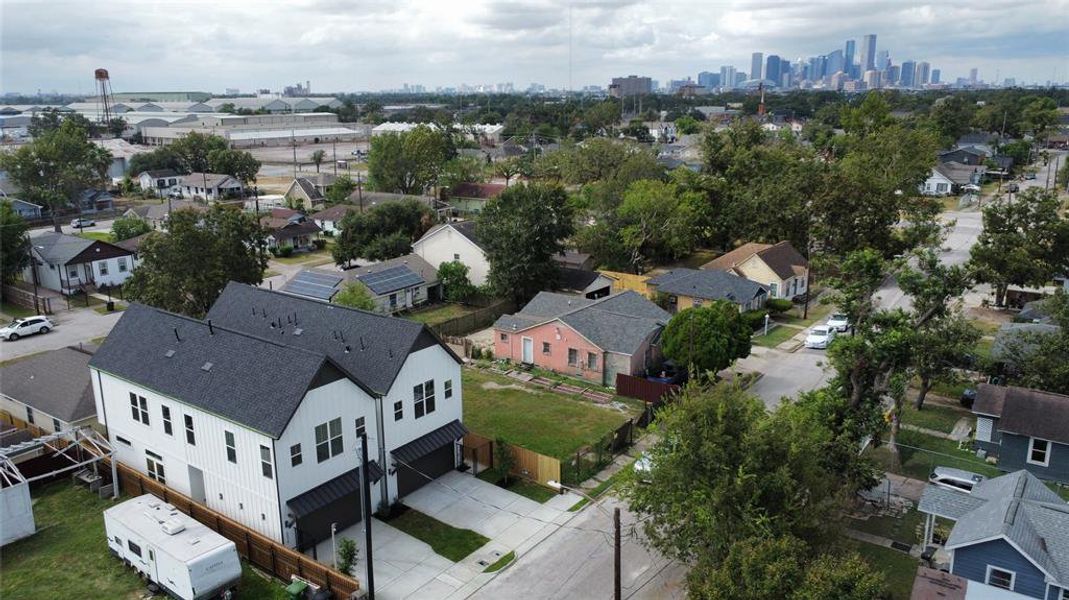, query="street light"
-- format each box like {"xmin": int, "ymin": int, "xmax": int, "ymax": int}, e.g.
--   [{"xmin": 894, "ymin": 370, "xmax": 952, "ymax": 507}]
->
[
  {"xmin": 331, "ymin": 523, "xmax": 338, "ymax": 570},
  {"xmin": 546, "ymin": 480, "xmax": 621, "ymax": 600}
]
